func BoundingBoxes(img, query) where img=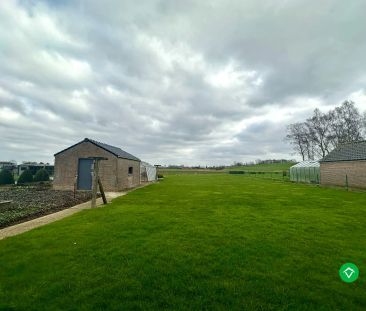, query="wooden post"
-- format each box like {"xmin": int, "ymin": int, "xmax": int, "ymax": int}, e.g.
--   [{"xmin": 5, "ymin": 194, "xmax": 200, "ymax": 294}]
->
[
  {"xmin": 98, "ymin": 177, "xmax": 107, "ymax": 204},
  {"xmin": 91, "ymin": 160, "xmax": 99, "ymax": 208},
  {"xmin": 88, "ymin": 157, "xmax": 108, "ymax": 208},
  {"xmin": 345, "ymin": 174, "xmax": 349, "ymax": 191},
  {"xmin": 73, "ymin": 174, "xmax": 77, "ymax": 198}
]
